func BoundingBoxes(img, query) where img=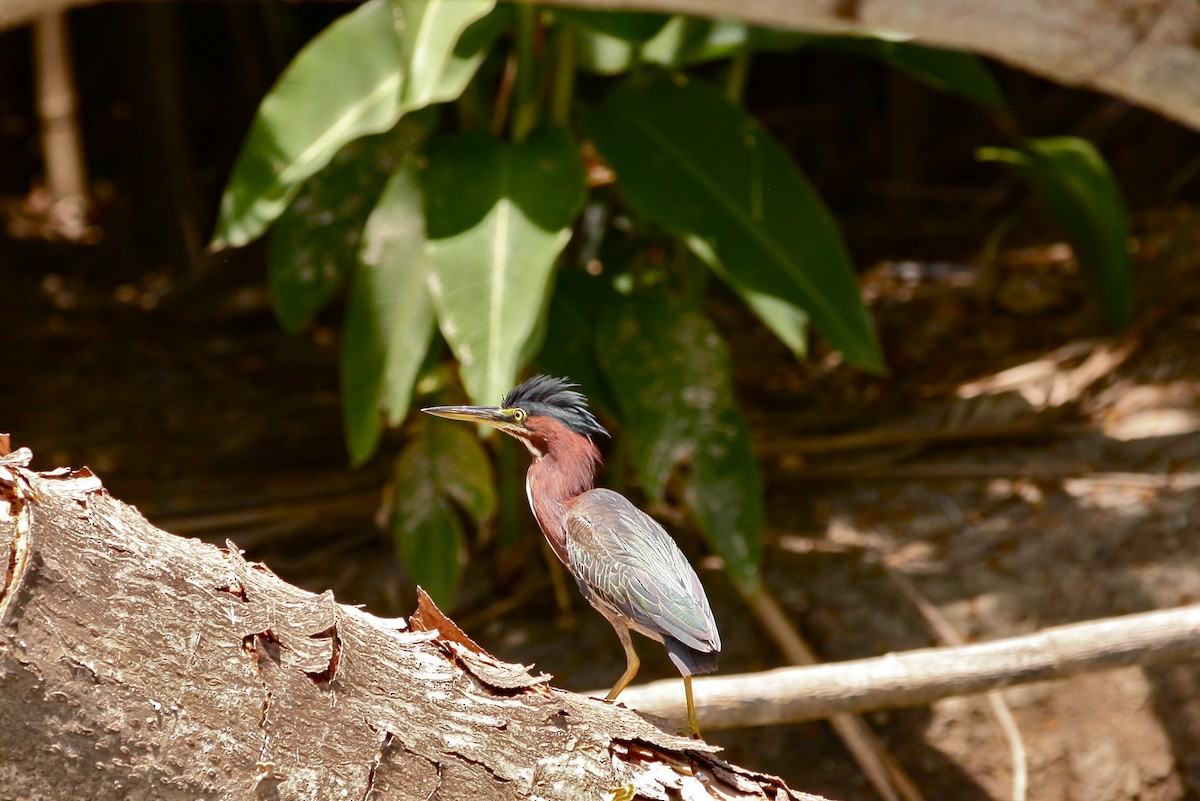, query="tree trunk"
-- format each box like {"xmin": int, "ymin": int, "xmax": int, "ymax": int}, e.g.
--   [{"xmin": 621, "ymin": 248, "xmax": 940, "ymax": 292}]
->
[
  {"xmin": 1, "ymin": 0, "xmax": 1199, "ymax": 133},
  {"xmin": 0, "ymin": 453, "xmax": 823, "ymax": 801}
]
